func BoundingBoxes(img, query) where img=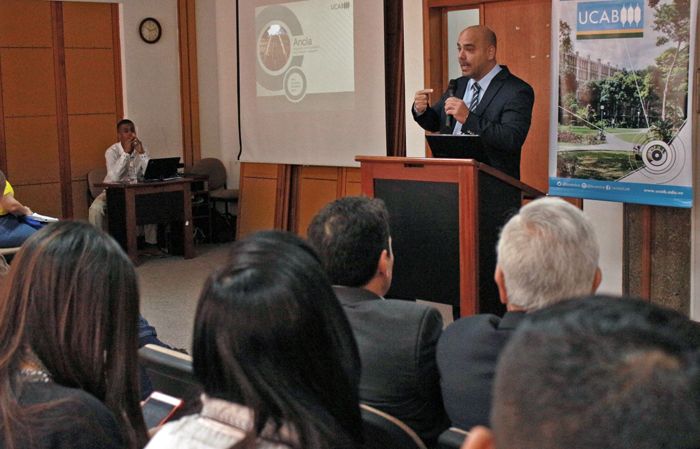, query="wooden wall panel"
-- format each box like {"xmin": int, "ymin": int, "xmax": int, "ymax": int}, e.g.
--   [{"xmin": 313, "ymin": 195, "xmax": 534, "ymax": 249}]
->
[
  {"xmin": 238, "ymin": 177, "xmax": 280, "ymax": 238},
  {"xmin": 0, "ymin": 2, "xmax": 122, "ymax": 219},
  {"xmin": 0, "ymin": 1, "xmax": 53, "ymax": 48},
  {"xmin": 240, "ymin": 165, "xmax": 366, "ymax": 238},
  {"xmin": 13, "ymin": 183, "xmax": 62, "ymax": 219},
  {"xmin": 71, "ymin": 179, "xmax": 89, "ymax": 220},
  {"xmin": 65, "ymin": 48, "xmax": 116, "ymax": 114},
  {"xmin": 0, "ymin": 48, "xmax": 57, "ymax": 117},
  {"xmin": 484, "ymin": 0, "xmax": 550, "ymax": 193},
  {"xmin": 62, "ymin": 3, "xmax": 121, "ymax": 217},
  {"xmin": 68, "ymin": 113, "xmax": 115, "ymax": 180},
  {"xmin": 4, "ymin": 116, "xmax": 60, "ymax": 184},
  {"xmin": 295, "ymin": 166, "xmax": 340, "ymax": 236},
  {"xmin": 237, "ymin": 163, "xmax": 291, "ymax": 238},
  {"xmin": 343, "ymin": 168, "xmax": 362, "ymax": 196},
  {"xmin": 178, "ymin": 0, "xmax": 201, "ymax": 166},
  {"xmin": 62, "ymin": 3, "xmax": 113, "ymax": 49}
]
